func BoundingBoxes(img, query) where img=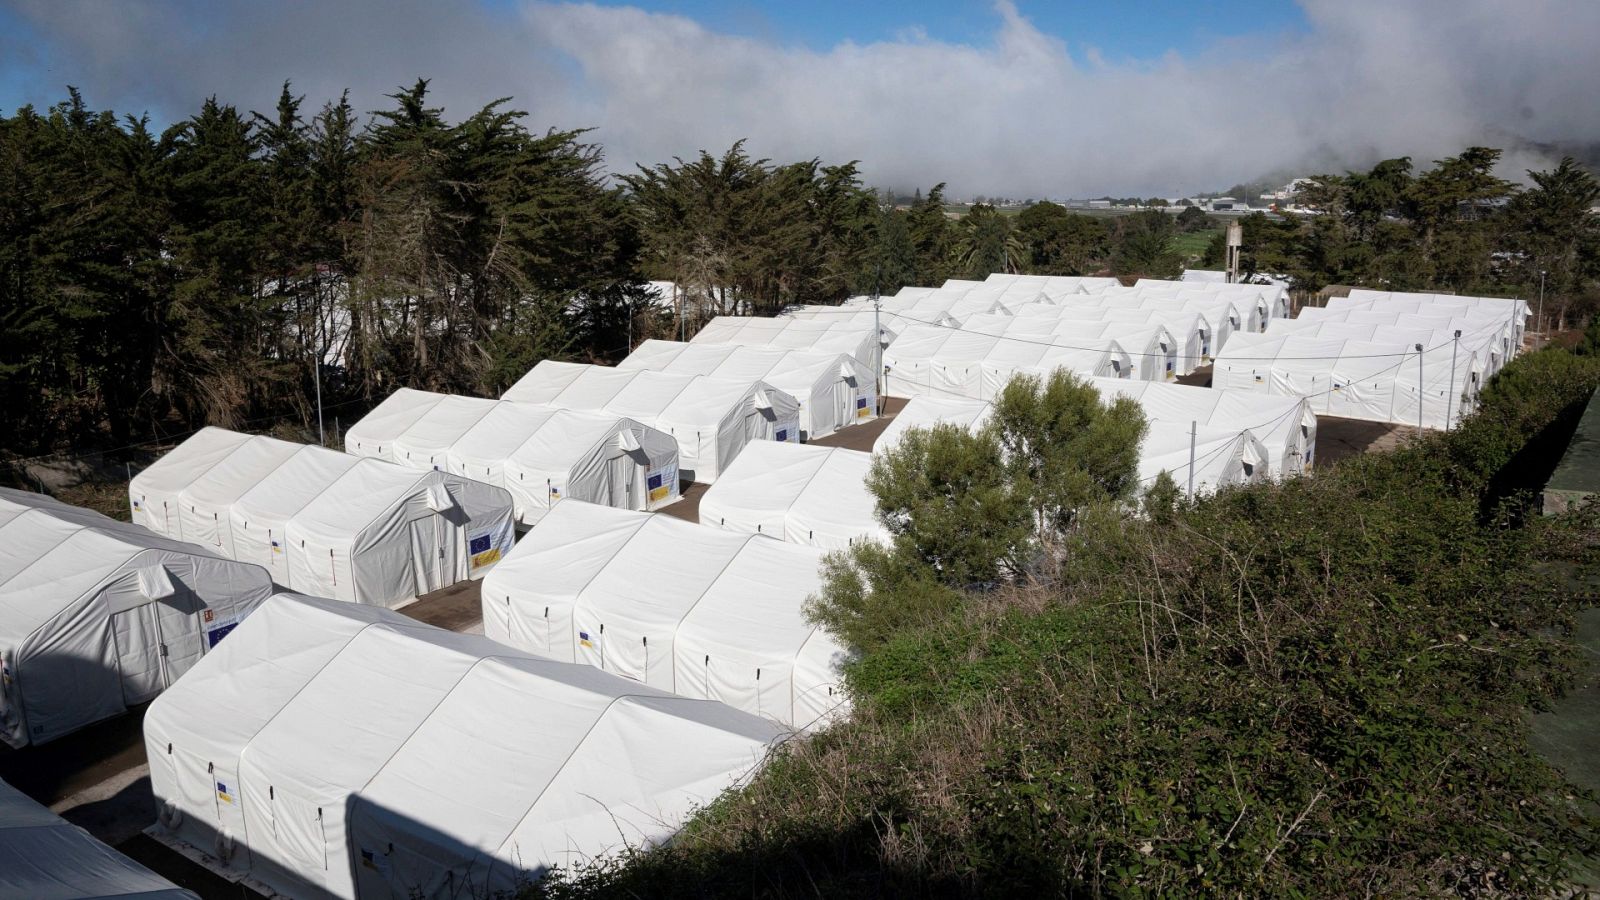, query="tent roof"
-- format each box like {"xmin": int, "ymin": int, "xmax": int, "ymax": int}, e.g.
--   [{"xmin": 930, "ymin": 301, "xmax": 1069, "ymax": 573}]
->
[
  {"xmin": 0, "ymin": 488, "xmax": 236, "ymax": 648},
  {"xmin": 131, "ymin": 427, "xmax": 255, "ymax": 500},
  {"xmin": 344, "ymin": 388, "xmax": 448, "ymax": 457},
  {"xmin": 699, "ymin": 442, "xmax": 886, "ymax": 548},
  {"xmin": 0, "ymin": 778, "xmax": 199, "ymax": 900},
  {"xmin": 875, "ymin": 396, "xmax": 994, "ymax": 455},
  {"xmin": 145, "ymin": 592, "xmax": 784, "ymax": 873}
]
